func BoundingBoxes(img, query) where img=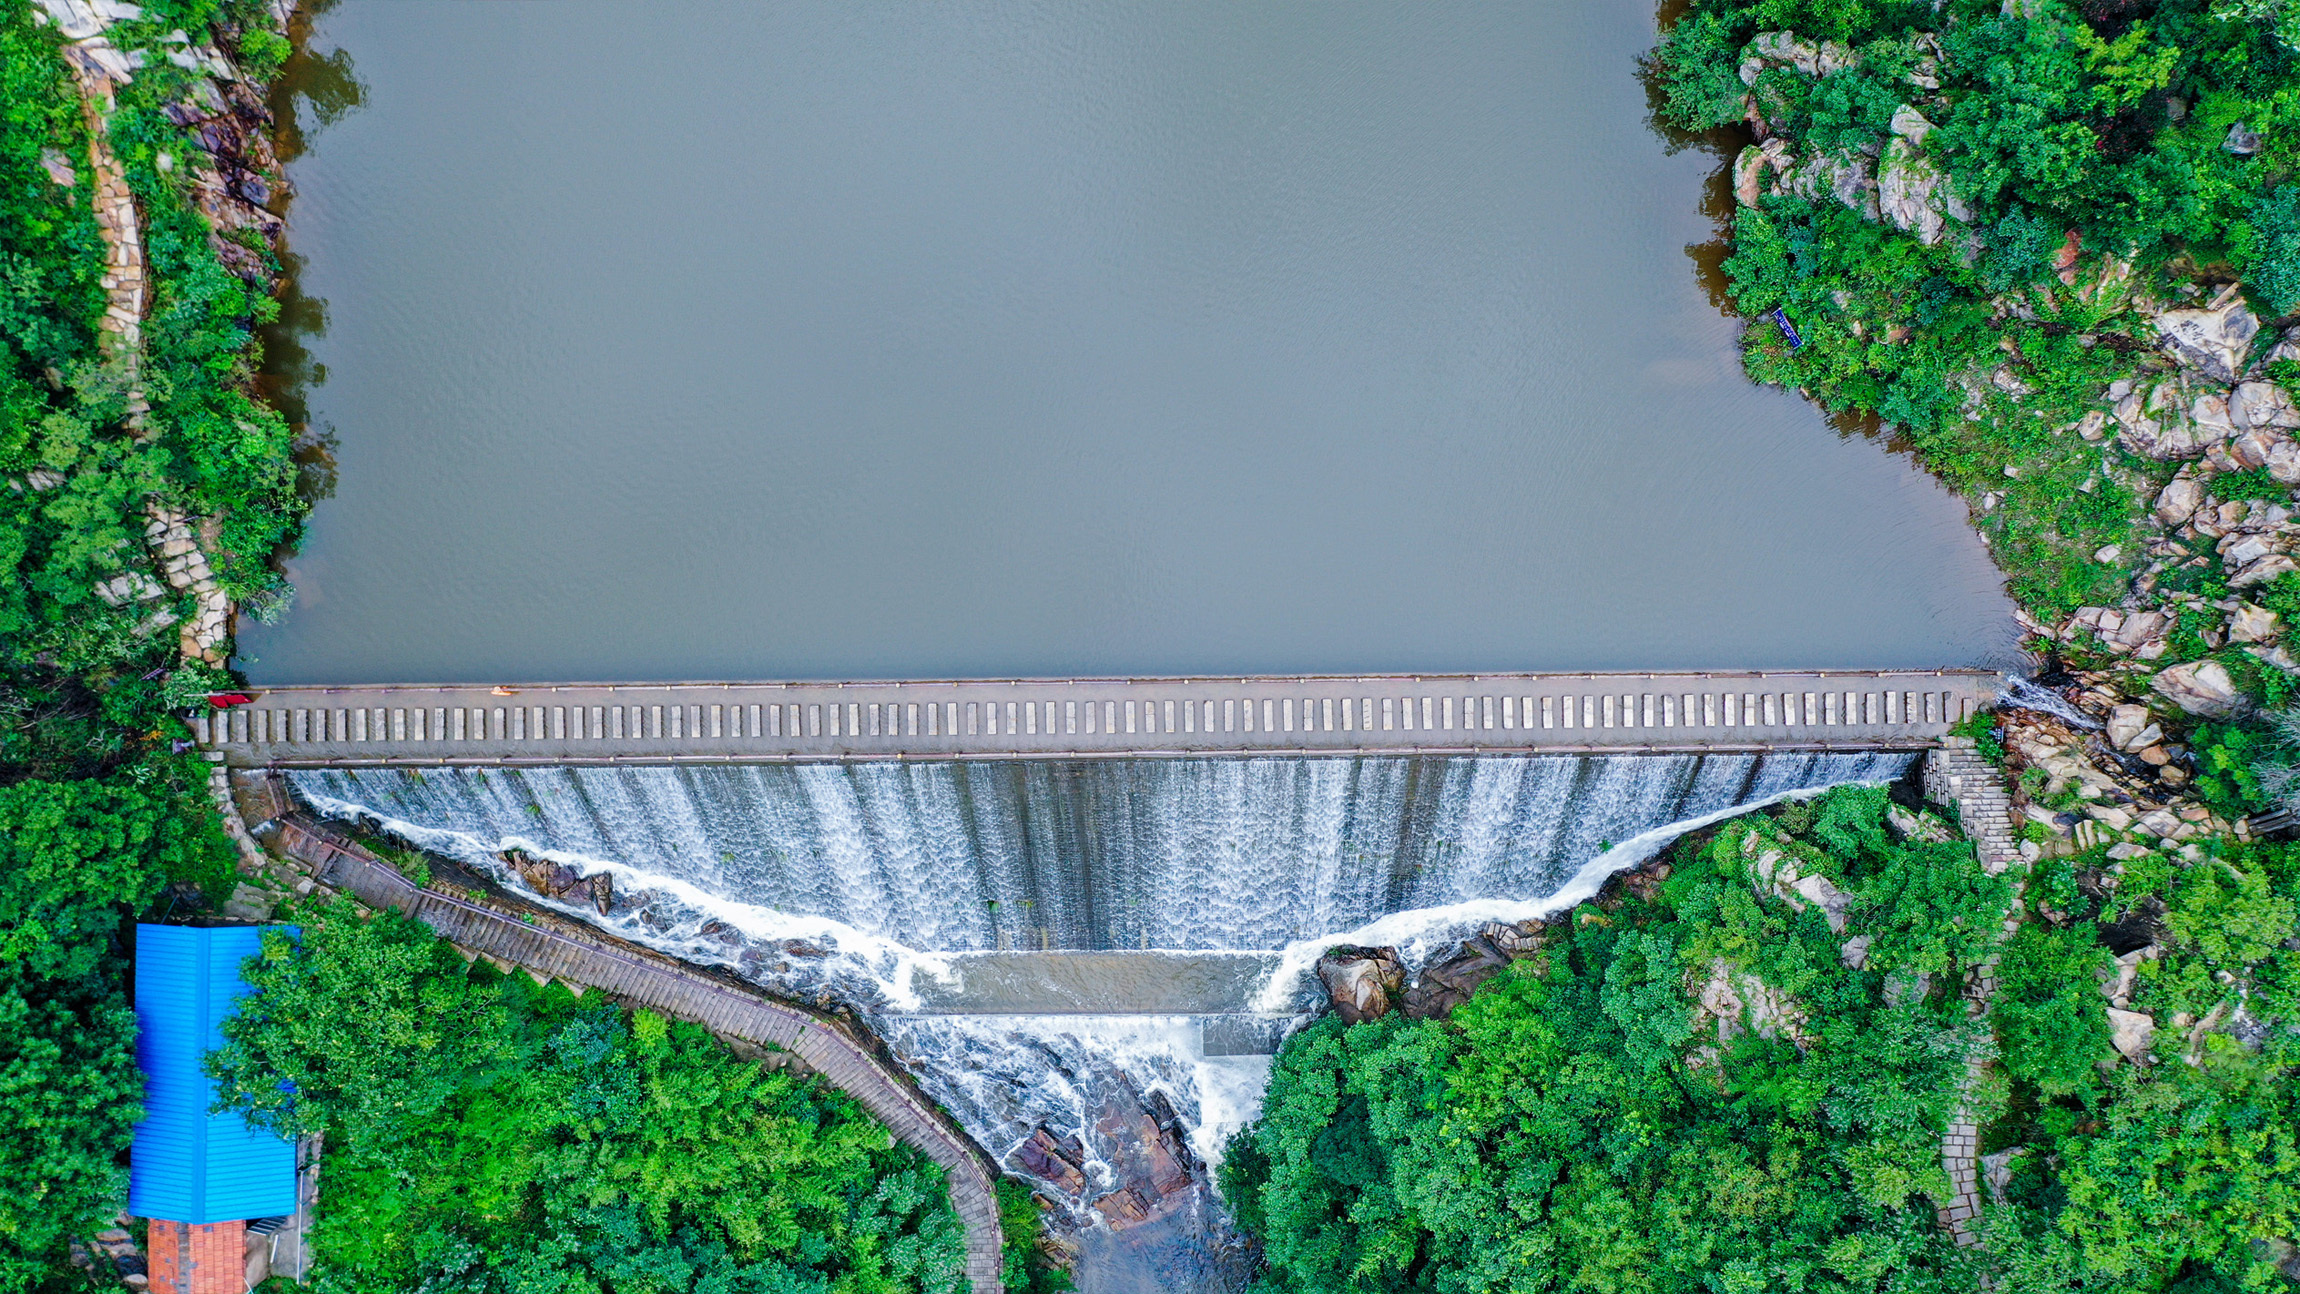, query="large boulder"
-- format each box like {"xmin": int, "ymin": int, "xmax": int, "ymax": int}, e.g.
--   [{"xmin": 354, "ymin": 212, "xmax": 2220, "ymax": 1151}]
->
[
  {"xmin": 2154, "ymin": 300, "xmax": 2260, "ymax": 383},
  {"xmin": 2233, "ymin": 381, "xmax": 2300, "ymax": 432},
  {"xmin": 2106, "ymin": 1007, "xmax": 2157, "ymax": 1061},
  {"xmin": 1402, "ymin": 937, "xmax": 1511, "ymax": 1019},
  {"xmin": 1733, "ymin": 137, "xmax": 1790, "ymax": 206},
  {"xmin": 2225, "ymin": 426, "xmax": 2300, "ymax": 483},
  {"xmin": 2101, "ymin": 608, "xmax": 2168, "ymax": 654},
  {"xmin": 1776, "ymin": 149, "xmax": 1879, "ymax": 220},
  {"xmin": 2191, "ymin": 392, "xmax": 2239, "ymax": 442},
  {"xmin": 1316, "ymin": 945, "xmax": 1405, "ymax": 1024},
  {"xmin": 1011, "ymin": 1126, "xmax": 1087, "ymax": 1195},
  {"xmin": 1889, "ymin": 103, "xmax": 1934, "ymax": 145},
  {"xmin": 1692, "ymin": 957, "xmax": 1809, "ymax": 1043},
  {"xmin": 2273, "ymin": 439, "xmax": 2300, "ymax": 485},
  {"xmin": 1738, "ymin": 30, "xmax": 1855, "ymax": 82},
  {"xmin": 2151, "ymin": 660, "xmax": 2239, "ymax": 717},
  {"xmin": 2152, "ymin": 474, "xmax": 2204, "ymax": 526},
  {"xmin": 1135, "ymin": 1114, "xmax": 1192, "ymax": 1197},
  {"xmin": 1478, "ymin": 919, "xmax": 1549, "ymax": 957},
  {"xmin": 1789, "ymin": 873, "xmax": 1854, "ymax": 934},
  {"xmin": 2070, "ymin": 255, "xmax": 2135, "ymax": 314},
  {"xmin": 507, "ymin": 850, "xmax": 588, "ymax": 901},
  {"xmin": 1884, "ymin": 801, "xmax": 1957, "ymax": 843},
  {"xmin": 2268, "ymin": 327, "xmax": 2300, "ymax": 366},
  {"xmin": 2228, "ymin": 427, "xmax": 2281, "ymax": 469},
  {"xmin": 2115, "ymin": 377, "xmax": 2213, "ymax": 459},
  {"xmin": 2105, "ymin": 704, "xmax": 2155, "ymax": 751},
  {"xmin": 1733, "ymin": 146, "xmax": 1767, "ymax": 207},
  {"xmin": 2231, "ymin": 552, "xmax": 2299, "ymax": 588},
  {"xmin": 2222, "ymin": 532, "xmax": 2276, "ymax": 571},
  {"xmin": 1877, "ymin": 133, "xmax": 1969, "ymax": 246},
  {"xmin": 2230, "ymin": 603, "xmax": 2281, "ymax": 643},
  {"xmin": 1090, "ymin": 1188, "xmax": 1151, "ymax": 1230}
]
